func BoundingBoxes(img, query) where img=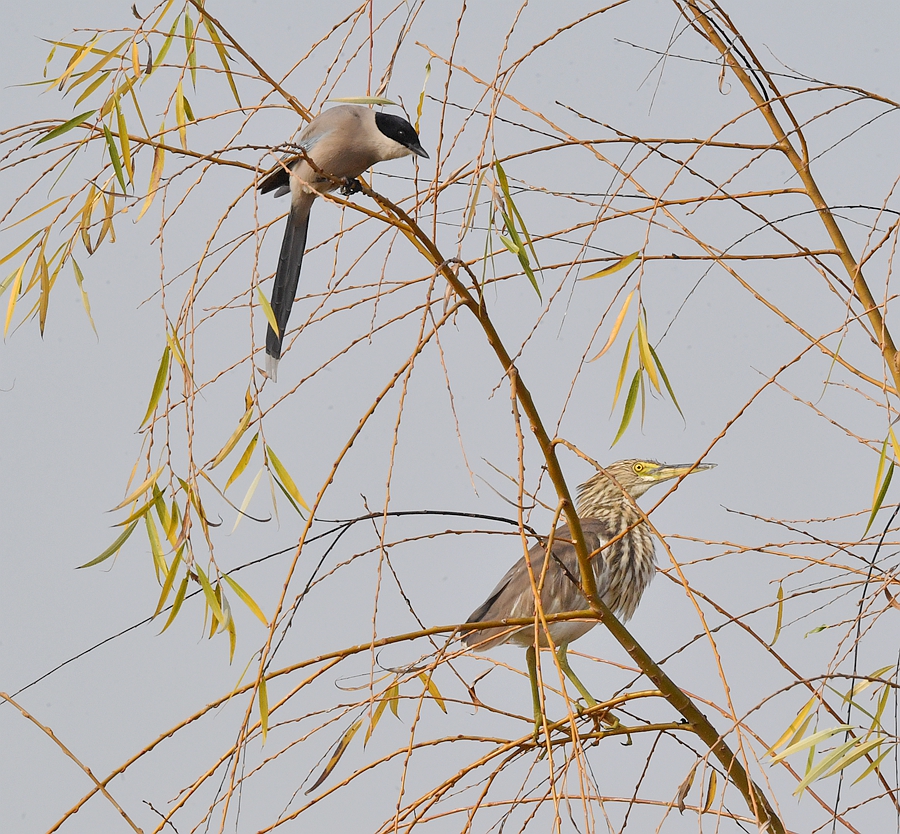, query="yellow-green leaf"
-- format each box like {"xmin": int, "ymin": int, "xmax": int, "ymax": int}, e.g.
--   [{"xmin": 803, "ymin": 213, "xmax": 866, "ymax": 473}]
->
[
  {"xmin": 257, "ymin": 286, "xmax": 279, "ymax": 336},
  {"xmin": 154, "ymin": 546, "xmax": 183, "ymax": 616},
  {"xmin": 140, "ymin": 346, "xmax": 171, "ymax": 427},
  {"xmin": 418, "ymin": 672, "xmax": 447, "ymax": 713},
  {"xmin": 115, "ymin": 98, "xmax": 133, "ymax": 184},
  {"xmin": 648, "ymin": 343, "xmax": 683, "ymax": 417},
  {"xmin": 194, "ymin": 564, "xmax": 226, "ymax": 628},
  {"xmin": 222, "ymin": 573, "xmax": 268, "ymax": 625},
  {"xmin": 771, "ymin": 583, "xmax": 784, "ymax": 646},
  {"xmin": 137, "ymin": 141, "xmax": 164, "ymax": 221},
  {"xmin": 329, "ymin": 96, "xmax": 398, "ymax": 106},
  {"xmin": 37, "ymin": 110, "xmax": 96, "ymax": 145},
  {"xmin": 580, "ymin": 250, "xmax": 639, "ymax": 281},
  {"xmin": 770, "ymin": 724, "xmax": 853, "ymax": 764},
  {"xmin": 266, "ymin": 446, "xmax": 310, "ymax": 511},
  {"xmin": 4, "ymin": 262, "xmax": 25, "ymax": 338},
  {"xmin": 77, "ymin": 520, "xmax": 138, "ymax": 568},
  {"xmin": 864, "ymin": 457, "xmax": 893, "ymax": 536},
  {"xmin": 210, "ymin": 407, "xmax": 253, "ymax": 469},
  {"xmin": 70, "ymin": 258, "xmax": 97, "ymax": 336},
  {"xmin": 589, "ymin": 289, "xmax": 634, "ymax": 362},
  {"xmin": 305, "ymin": 719, "xmax": 362, "ymax": 794},
  {"xmin": 159, "ymin": 574, "xmax": 188, "ymax": 633},
  {"xmin": 852, "ymin": 745, "xmax": 891, "ymax": 785},
  {"xmin": 702, "ymin": 769, "xmax": 717, "ymax": 813},
  {"xmin": 636, "ymin": 316, "xmax": 660, "ymax": 392},
  {"xmin": 183, "ymin": 11, "xmax": 196, "ymax": 88},
  {"xmin": 225, "ymin": 432, "xmax": 259, "ymax": 491},
  {"xmin": 612, "ymin": 369, "xmax": 640, "ymax": 446},
  {"xmin": 820, "ymin": 736, "xmax": 884, "ymax": 781},
  {"xmin": 102, "ymin": 123, "xmax": 126, "ymax": 191},
  {"xmin": 232, "ymin": 467, "xmax": 264, "ymax": 533}
]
